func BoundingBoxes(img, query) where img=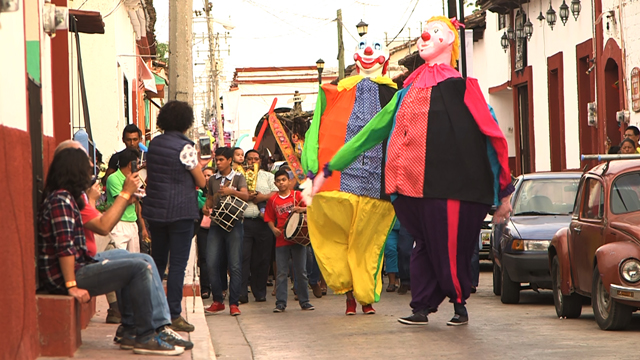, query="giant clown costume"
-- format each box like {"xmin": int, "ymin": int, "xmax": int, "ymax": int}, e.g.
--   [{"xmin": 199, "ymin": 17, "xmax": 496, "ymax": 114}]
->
[
  {"xmin": 302, "ymin": 33, "xmax": 398, "ymax": 314},
  {"xmin": 311, "ymin": 16, "xmax": 514, "ymax": 325}
]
